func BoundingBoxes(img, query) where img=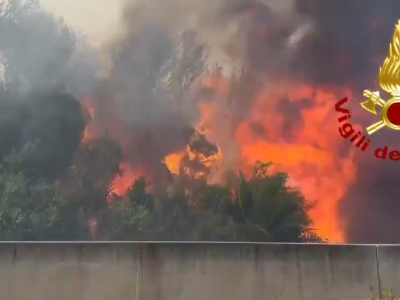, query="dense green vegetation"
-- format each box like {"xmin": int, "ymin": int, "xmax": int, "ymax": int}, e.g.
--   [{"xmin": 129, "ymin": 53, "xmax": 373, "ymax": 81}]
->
[{"xmin": 0, "ymin": 0, "xmax": 324, "ymax": 242}]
